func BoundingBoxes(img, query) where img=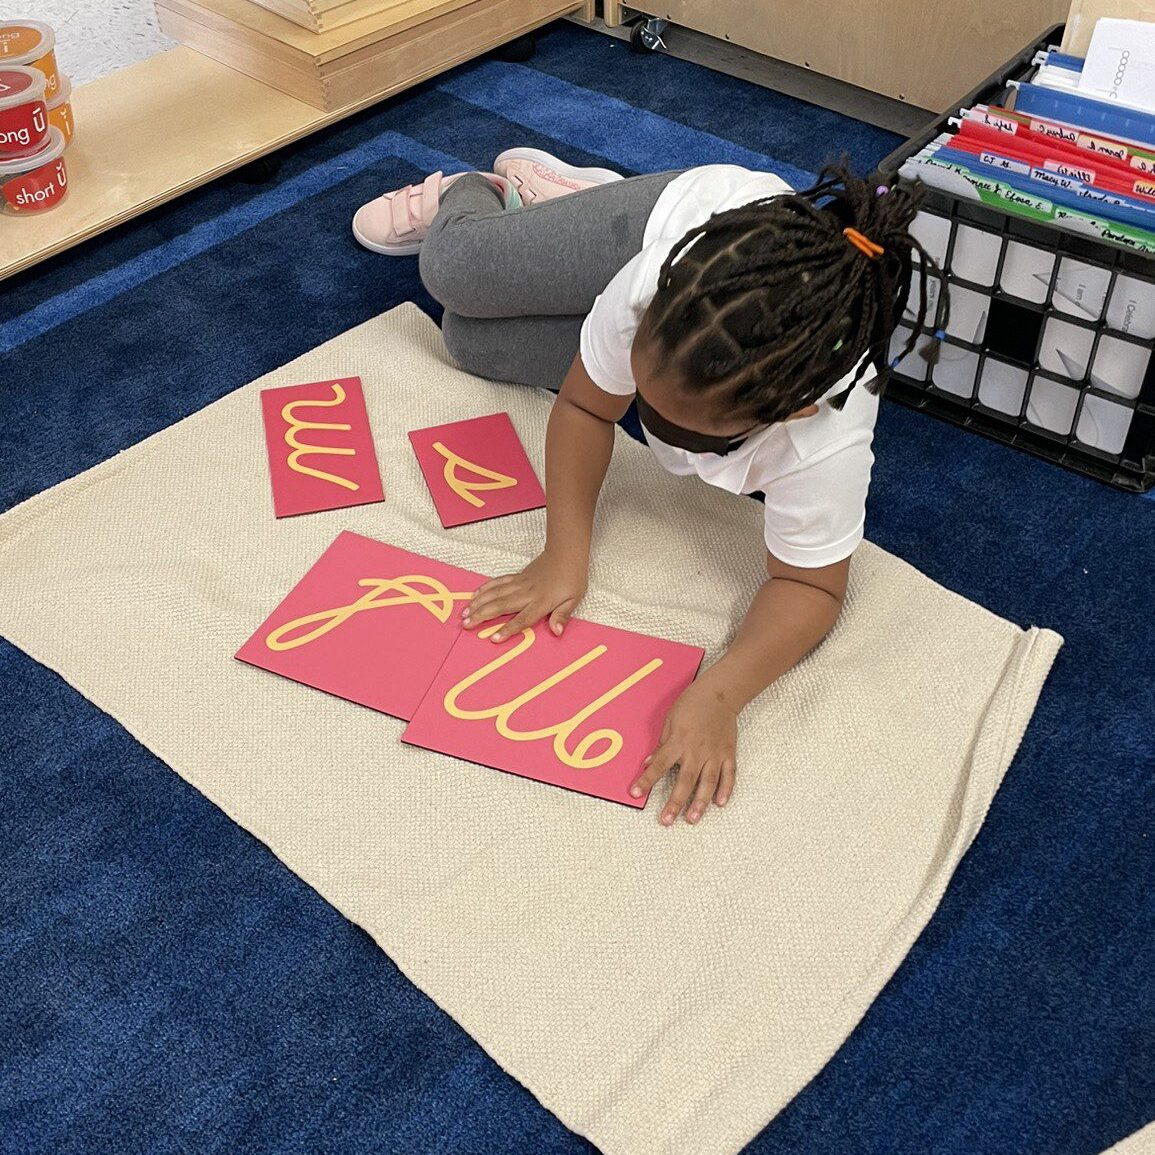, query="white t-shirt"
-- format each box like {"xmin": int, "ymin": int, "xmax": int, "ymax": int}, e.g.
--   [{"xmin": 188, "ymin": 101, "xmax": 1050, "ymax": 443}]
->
[{"xmin": 579, "ymin": 165, "xmax": 878, "ymax": 570}]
